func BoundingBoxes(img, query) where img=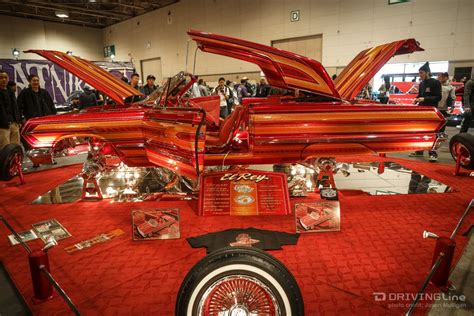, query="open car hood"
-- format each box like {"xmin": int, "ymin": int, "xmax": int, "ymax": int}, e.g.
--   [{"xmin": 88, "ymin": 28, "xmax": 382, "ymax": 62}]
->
[
  {"xmin": 334, "ymin": 39, "xmax": 424, "ymax": 101},
  {"xmin": 25, "ymin": 50, "xmax": 143, "ymax": 105},
  {"xmin": 188, "ymin": 30, "xmax": 340, "ymax": 100}
]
